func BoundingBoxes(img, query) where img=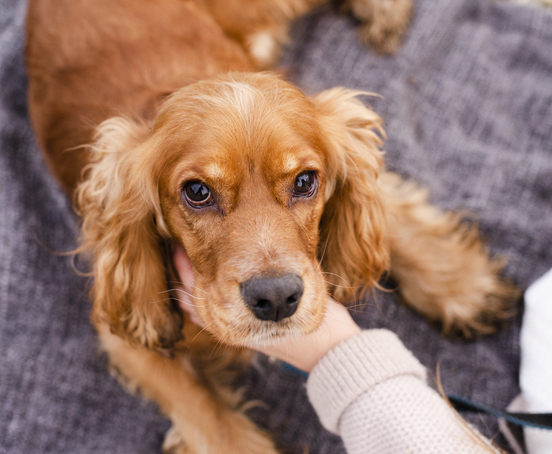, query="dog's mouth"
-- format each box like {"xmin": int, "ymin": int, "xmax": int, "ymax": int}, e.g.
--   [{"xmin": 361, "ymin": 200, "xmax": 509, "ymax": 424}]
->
[
  {"xmin": 191, "ymin": 271, "xmax": 327, "ymax": 347},
  {"xmin": 209, "ymin": 311, "xmax": 324, "ymax": 348}
]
